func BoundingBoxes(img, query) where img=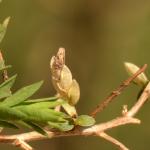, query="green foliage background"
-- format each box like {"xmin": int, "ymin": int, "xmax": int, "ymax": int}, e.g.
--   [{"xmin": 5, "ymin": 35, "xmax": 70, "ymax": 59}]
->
[{"xmin": 0, "ymin": 0, "xmax": 150, "ymax": 149}]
